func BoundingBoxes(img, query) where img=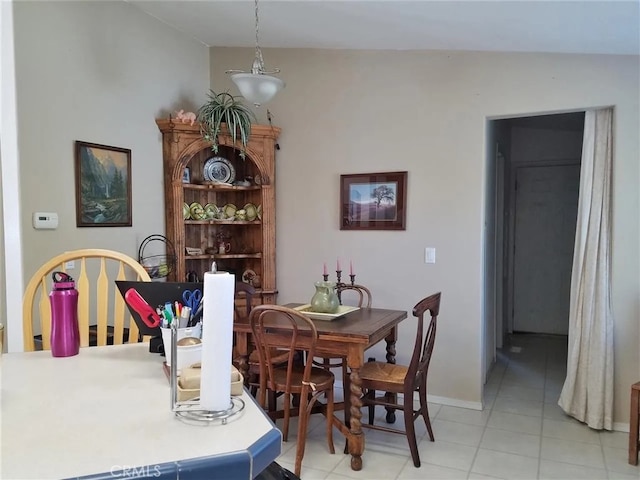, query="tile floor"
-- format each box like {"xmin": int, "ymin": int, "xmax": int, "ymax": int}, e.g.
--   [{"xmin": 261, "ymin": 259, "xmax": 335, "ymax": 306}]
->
[{"xmin": 272, "ymin": 334, "xmax": 638, "ymax": 479}]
